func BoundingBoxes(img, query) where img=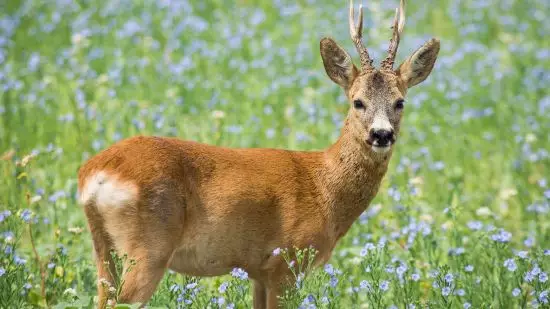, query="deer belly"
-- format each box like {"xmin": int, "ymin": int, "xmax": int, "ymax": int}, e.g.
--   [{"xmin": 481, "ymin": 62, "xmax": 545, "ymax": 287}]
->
[{"xmin": 168, "ymin": 241, "xmax": 234, "ymax": 277}]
